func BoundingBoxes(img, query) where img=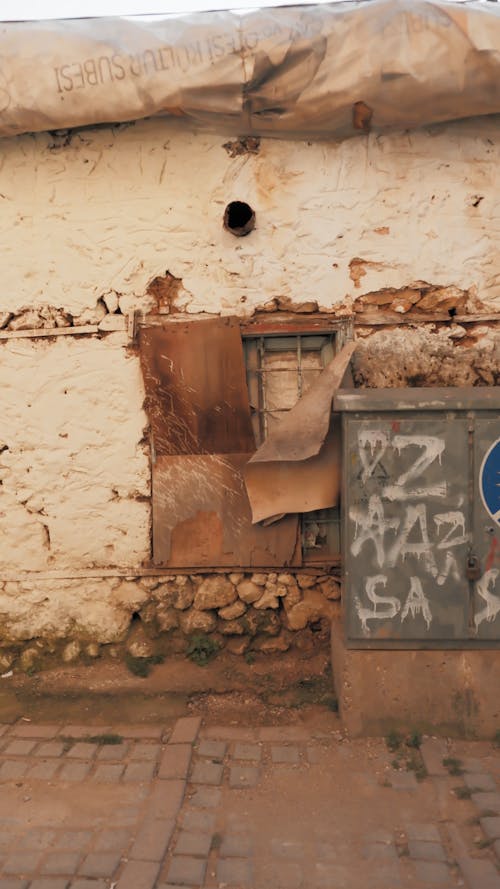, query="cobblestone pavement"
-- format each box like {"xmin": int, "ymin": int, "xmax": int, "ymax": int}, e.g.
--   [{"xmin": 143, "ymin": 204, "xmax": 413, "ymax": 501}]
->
[{"xmin": 0, "ymin": 718, "xmax": 498, "ymax": 888}]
